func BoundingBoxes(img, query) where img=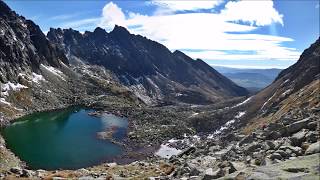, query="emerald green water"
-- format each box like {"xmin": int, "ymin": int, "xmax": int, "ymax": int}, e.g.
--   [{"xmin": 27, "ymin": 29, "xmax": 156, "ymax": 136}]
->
[{"xmin": 1, "ymin": 108, "xmax": 128, "ymax": 170}]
